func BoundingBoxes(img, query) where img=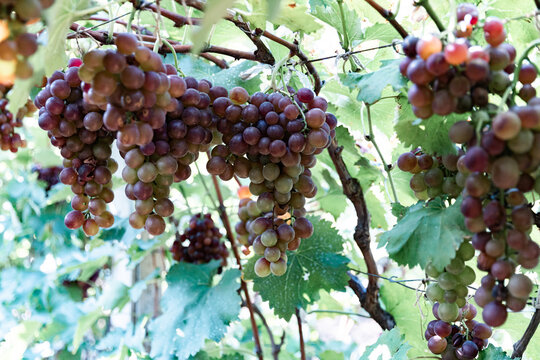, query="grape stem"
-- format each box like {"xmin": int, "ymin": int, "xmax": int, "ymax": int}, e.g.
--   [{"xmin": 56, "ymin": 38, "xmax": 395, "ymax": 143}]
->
[
  {"xmin": 499, "ymin": 38, "xmax": 540, "ymax": 110},
  {"xmin": 336, "ymin": 0, "xmax": 350, "ymax": 52},
  {"xmin": 296, "ymin": 308, "xmax": 306, "ymax": 360},
  {"xmin": 362, "ymin": 0, "xmax": 409, "ymax": 39},
  {"xmin": 365, "ymin": 104, "xmax": 399, "ymax": 204},
  {"xmin": 208, "ymin": 159, "xmax": 264, "ymax": 360},
  {"xmin": 413, "ymin": 0, "xmax": 445, "ymax": 32},
  {"xmin": 327, "ymin": 140, "xmax": 396, "ymax": 330}
]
